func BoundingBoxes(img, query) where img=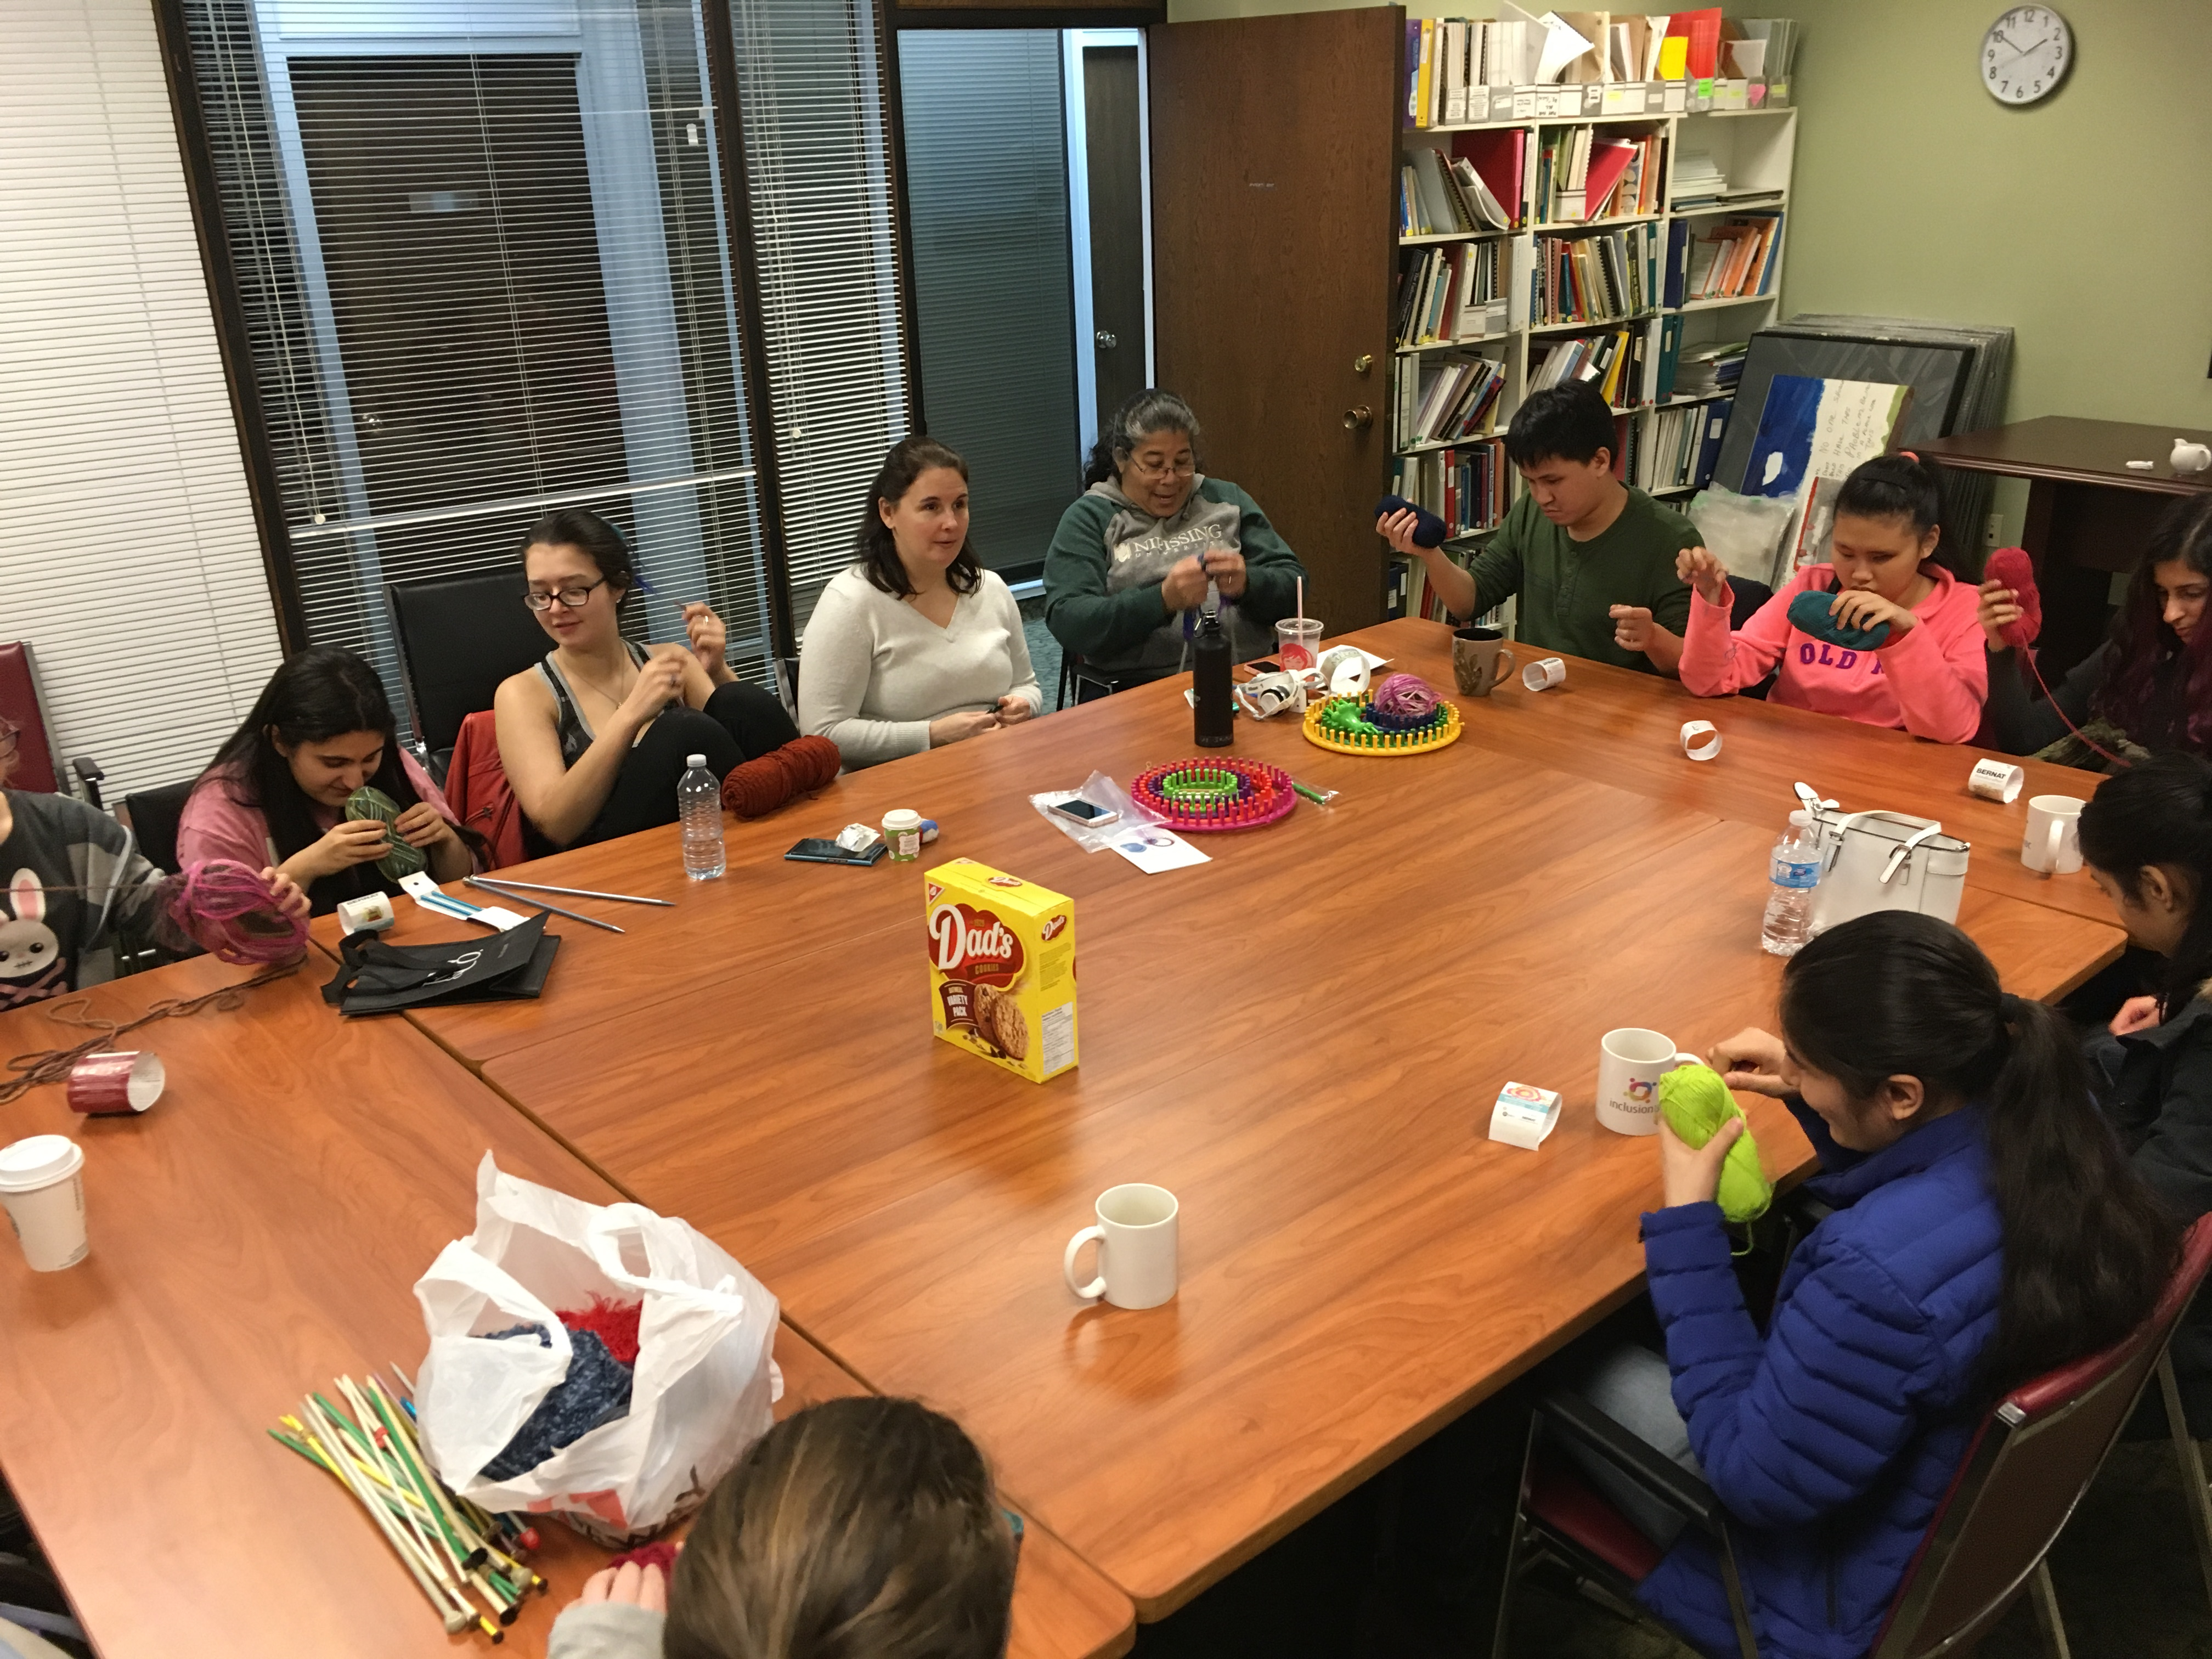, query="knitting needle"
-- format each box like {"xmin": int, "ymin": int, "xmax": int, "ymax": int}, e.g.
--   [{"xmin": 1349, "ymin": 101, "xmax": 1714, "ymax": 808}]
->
[
  {"xmin": 463, "ymin": 877, "xmax": 625, "ymax": 934},
  {"xmin": 466, "ymin": 877, "xmax": 673, "ymax": 907}
]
